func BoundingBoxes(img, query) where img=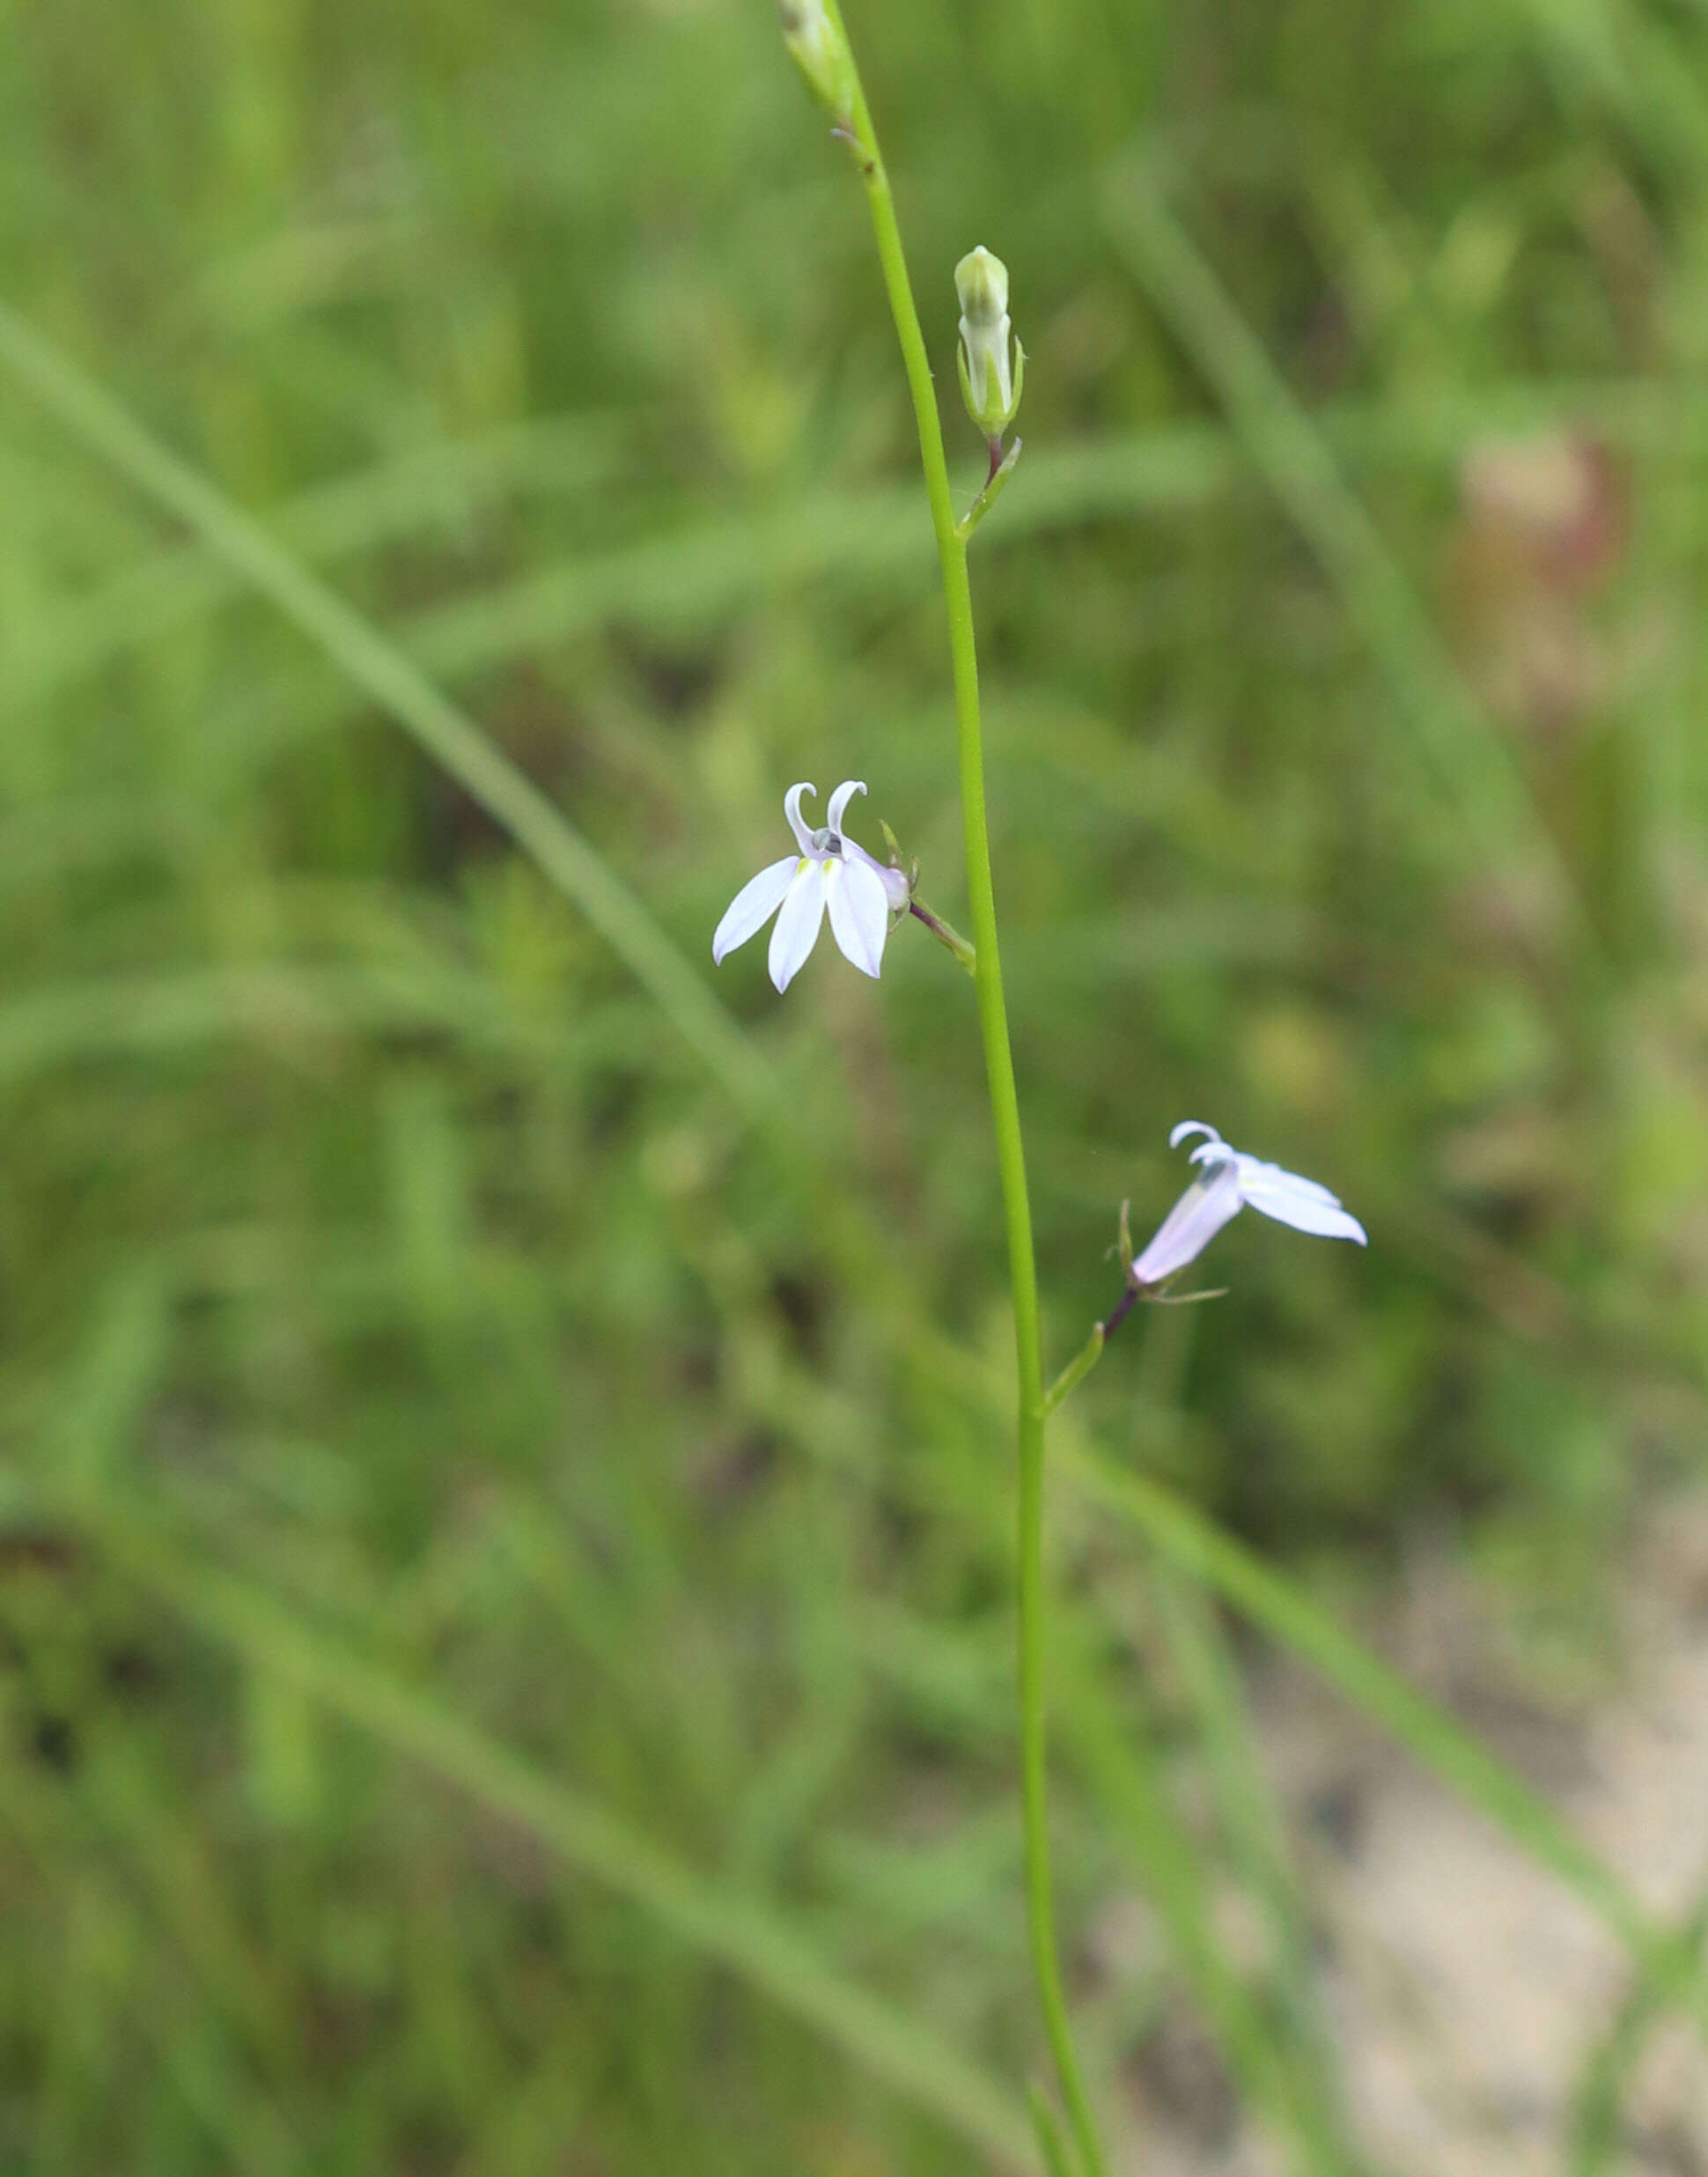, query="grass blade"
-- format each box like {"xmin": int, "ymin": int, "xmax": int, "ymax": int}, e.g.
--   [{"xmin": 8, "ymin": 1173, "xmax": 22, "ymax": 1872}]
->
[
  {"xmin": 1102, "ymin": 163, "xmax": 1574, "ymax": 906},
  {"xmin": 1147, "ymin": 1562, "xmax": 1358, "ymax": 2173},
  {"xmin": 1061, "ymin": 1441, "xmax": 1679, "ymax": 1981},
  {"xmin": 0, "ymin": 964, "xmax": 646, "ymax": 1087},
  {"xmin": 1569, "ymin": 1886, "xmax": 1708, "ymax": 2177},
  {"xmin": 28, "ymin": 1476, "xmax": 1037, "ymax": 2173},
  {"xmin": 0, "ymin": 302, "xmax": 773, "ymax": 1123},
  {"xmin": 12, "ymin": 413, "xmax": 627, "ymax": 712}
]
